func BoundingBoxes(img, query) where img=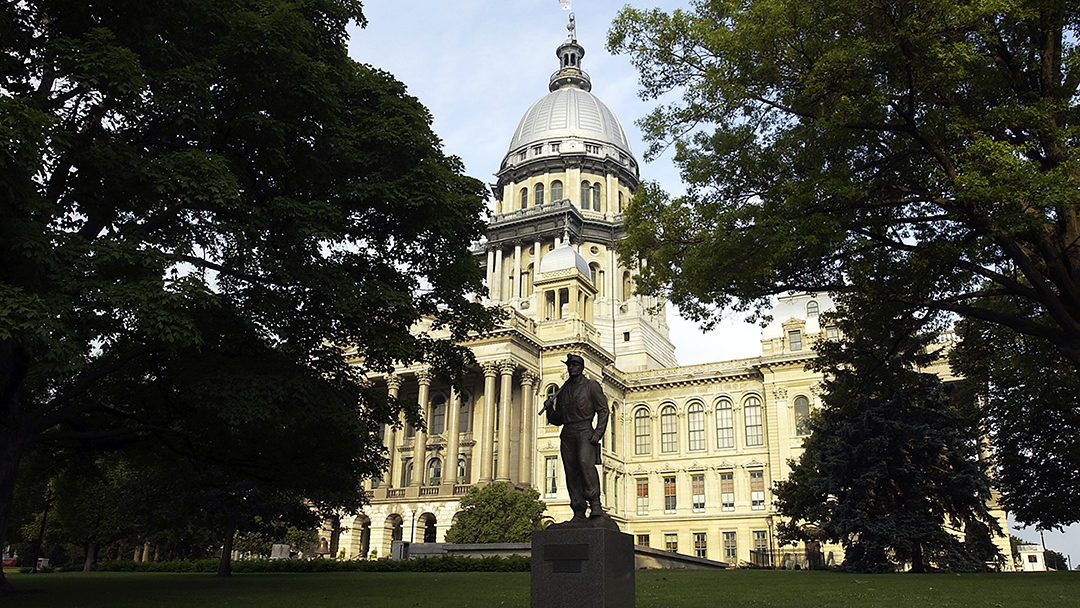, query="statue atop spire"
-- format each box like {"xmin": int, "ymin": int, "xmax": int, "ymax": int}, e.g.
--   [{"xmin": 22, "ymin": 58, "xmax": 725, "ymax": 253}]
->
[{"xmin": 568, "ymin": 12, "xmax": 577, "ymax": 41}]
